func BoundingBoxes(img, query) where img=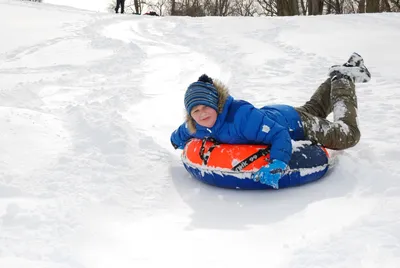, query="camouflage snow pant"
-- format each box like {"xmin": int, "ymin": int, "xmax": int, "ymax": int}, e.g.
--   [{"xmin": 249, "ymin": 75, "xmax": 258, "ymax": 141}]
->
[{"xmin": 295, "ymin": 78, "xmax": 360, "ymax": 150}]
